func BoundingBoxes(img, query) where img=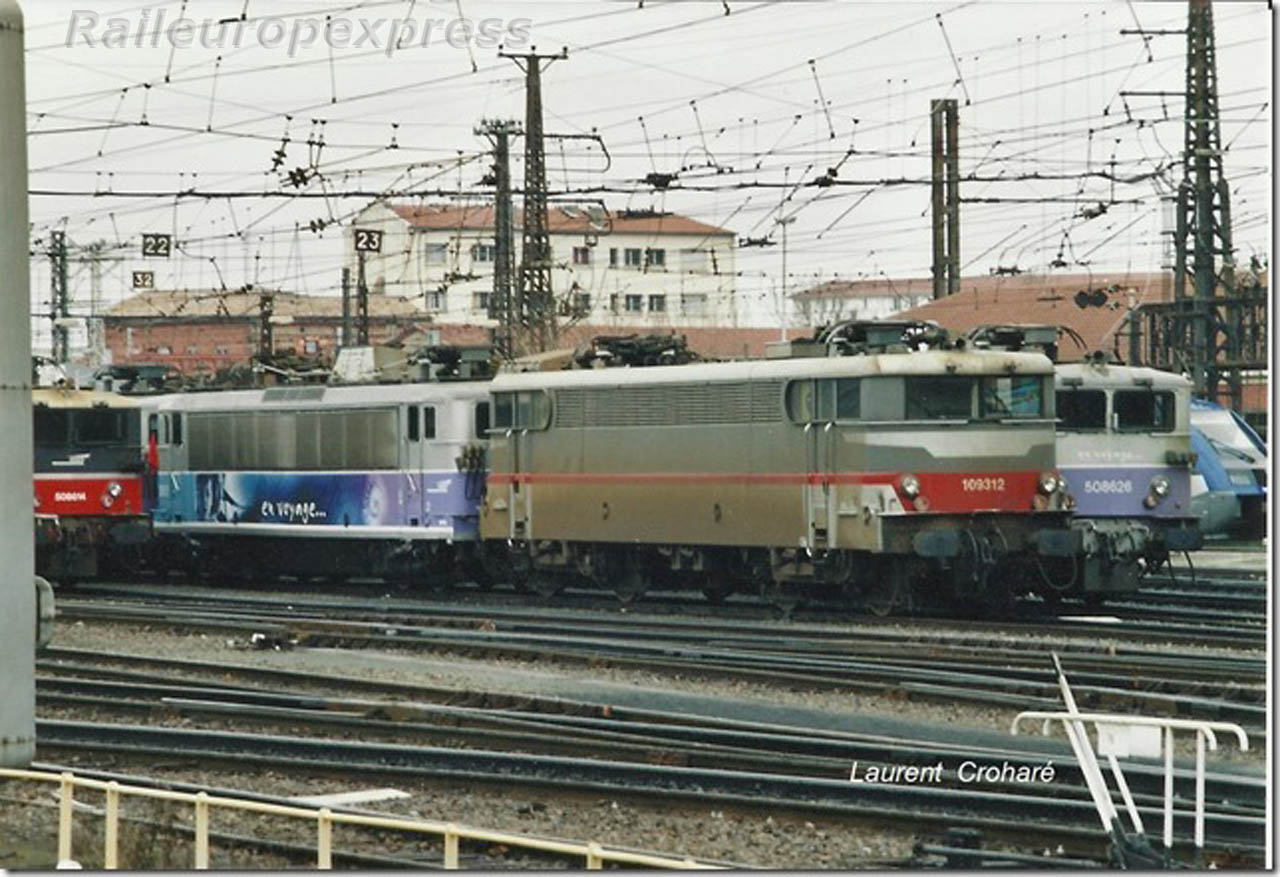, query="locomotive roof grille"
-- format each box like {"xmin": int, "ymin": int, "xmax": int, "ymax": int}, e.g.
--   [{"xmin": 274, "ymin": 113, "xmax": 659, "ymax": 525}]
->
[{"xmin": 262, "ymin": 386, "xmax": 326, "ymax": 403}]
